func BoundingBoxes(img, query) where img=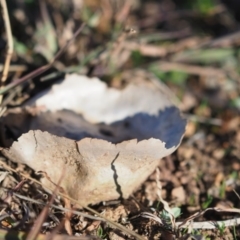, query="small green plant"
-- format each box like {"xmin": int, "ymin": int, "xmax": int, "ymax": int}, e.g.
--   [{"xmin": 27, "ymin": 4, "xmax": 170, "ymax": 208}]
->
[
  {"xmin": 155, "ymin": 207, "xmax": 182, "ymax": 233},
  {"xmin": 216, "ymin": 222, "xmax": 226, "ymax": 236},
  {"xmin": 189, "ymin": 194, "xmax": 196, "ymax": 206},
  {"xmin": 205, "ymin": 237, "xmax": 211, "ymax": 240},
  {"xmin": 149, "ymin": 64, "xmax": 188, "ymax": 86},
  {"xmin": 197, "ymin": 0, "xmax": 217, "ymax": 14},
  {"xmin": 201, "ymin": 194, "xmax": 213, "ymax": 209},
  {"xmin": 159, "ymin": 207, "xmax": 181, "ymax": 229},
  {"xmin": 219, "ymin": 181, "xmax": 226, "ymax": 199},
  {"xmin": 191, "ymin": 229, "xmax": 201, "ymax": 235},
  {"xmin": 160, "ymin": 207, "xmax": 181, "ymax": 220},
  {"xmin": 180, "ymin": 228, "xmax": 210, "ymax": 239},
  {"xmin": 131, "ymin": 50, "xmax": 145, "ymax": 67},
  {"xmin": 230, "ymin": 171, "xmax": 238, "ymax": 180},
  {"xmin": 97, "ymin": 225, "xmax": 107, "ymax": 239},
  {"xmin": 231, "ymin": 97, "xmax": 240, "ymax": 109},
  {"xmin": 181, "ymin": 227, "xmax": 189, "ymax": 235}
]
